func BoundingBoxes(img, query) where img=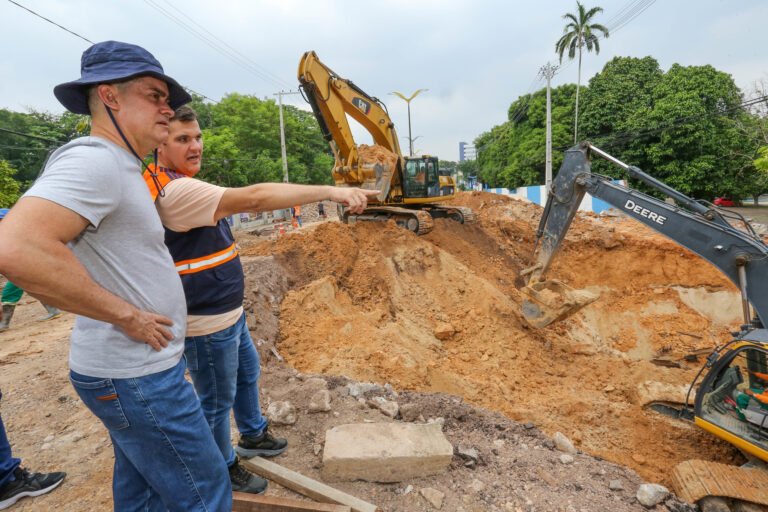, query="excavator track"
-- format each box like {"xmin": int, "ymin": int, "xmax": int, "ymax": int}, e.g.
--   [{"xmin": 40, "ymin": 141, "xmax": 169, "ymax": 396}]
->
[
  {"xmin": 672, "ymin": 459, "xmax": 768, "ymax": 508},
  {"xmin": 424, "ymin": 205, "xmax": 476, "ymax": 224},
  {"xmin": 344, "ymin": 206, "xmax": 435, "ymax": 235}
]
